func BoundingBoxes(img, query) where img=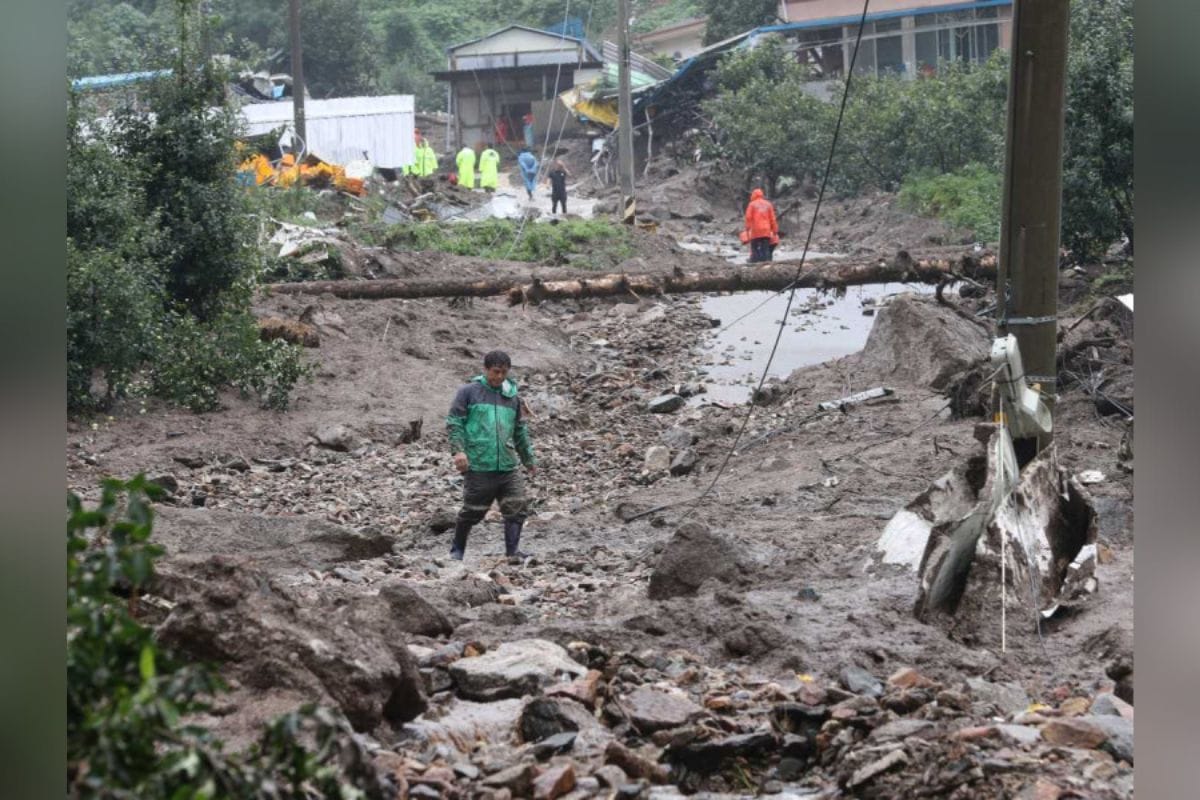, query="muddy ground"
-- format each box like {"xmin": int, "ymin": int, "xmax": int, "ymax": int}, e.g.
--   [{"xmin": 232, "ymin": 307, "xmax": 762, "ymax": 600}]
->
[{"xmin": 67, "ymin": 171, "xmax": 1134, "ymax": 799}]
